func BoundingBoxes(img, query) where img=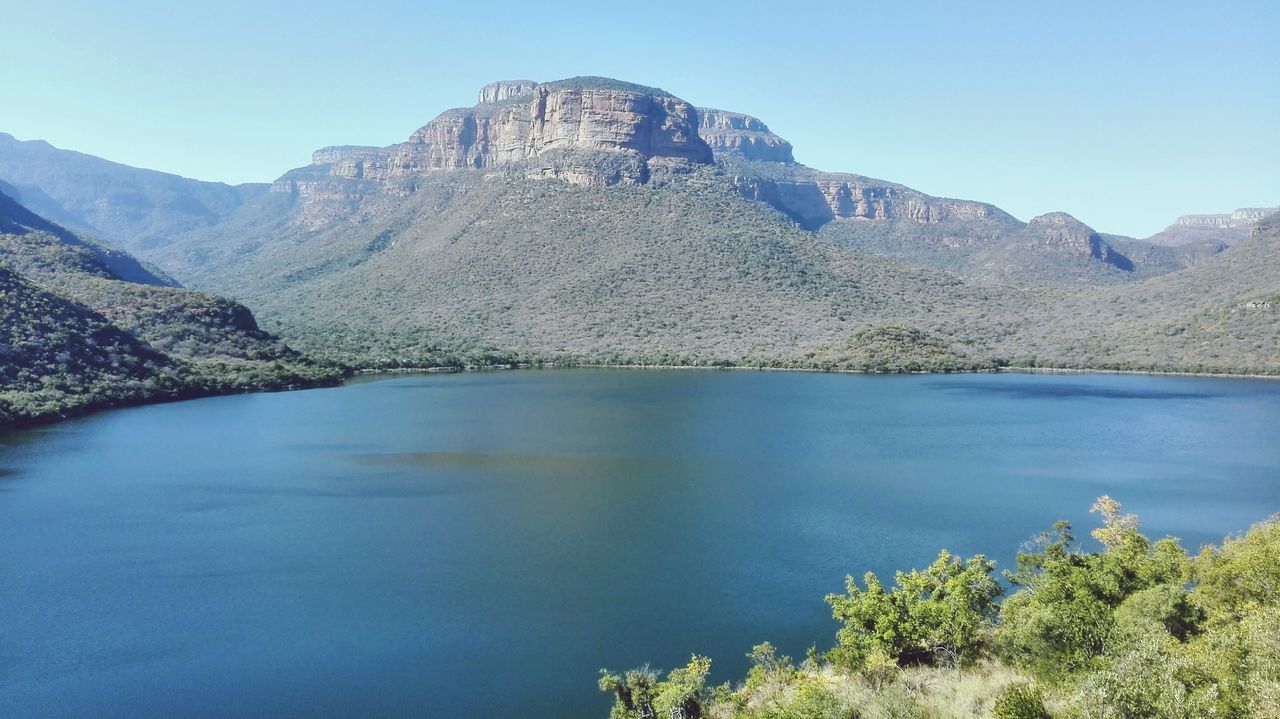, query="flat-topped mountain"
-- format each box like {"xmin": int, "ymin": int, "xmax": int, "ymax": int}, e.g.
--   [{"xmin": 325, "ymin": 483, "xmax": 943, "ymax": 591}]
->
[
  {"xmin": 1138, "ymin": 206, "xmax": 1279, "ymax": 248},
  {"xmin": 1177, "ymin": 207, "xmax": 1276, "ymax": 229},
  {"xmin": 696, "ymin": 109, "xmax": 795, "ymax": 163},
  {"xmin": 289, "ymin": 77, "xmax": 712, "ymax": 191}
]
